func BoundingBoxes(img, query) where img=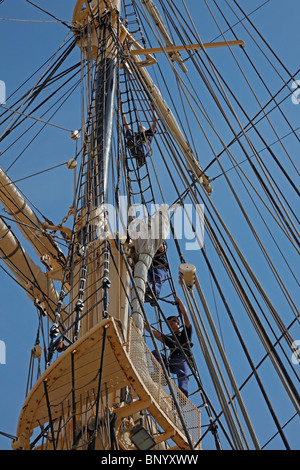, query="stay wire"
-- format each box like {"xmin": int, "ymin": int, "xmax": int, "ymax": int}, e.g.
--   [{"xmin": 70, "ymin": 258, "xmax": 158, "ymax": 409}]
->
[
  {"xmin": 210, "ymin": 0, "xmax": 300, "ymax": 196},
  {"xmin": 0, "ymin": 41, "xmax": 78, "ymax": 143},
  {"xmin": 161, "ymin": 0, "xmax": 299, "ymax": 246},
  {"xmin": 25, "ymin": 0, "xmax": 73, "ymax": 30},
  {"xmin": 0, "ymin": 35, "xmax": 74, "ymax": 120},
  {"xmin": 0, "ymin": 34, "xmax": 74, "ymax": 140},
  {"xmin": 144, "ymin": 0, "xmax": 300, "ymax": 258}
]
